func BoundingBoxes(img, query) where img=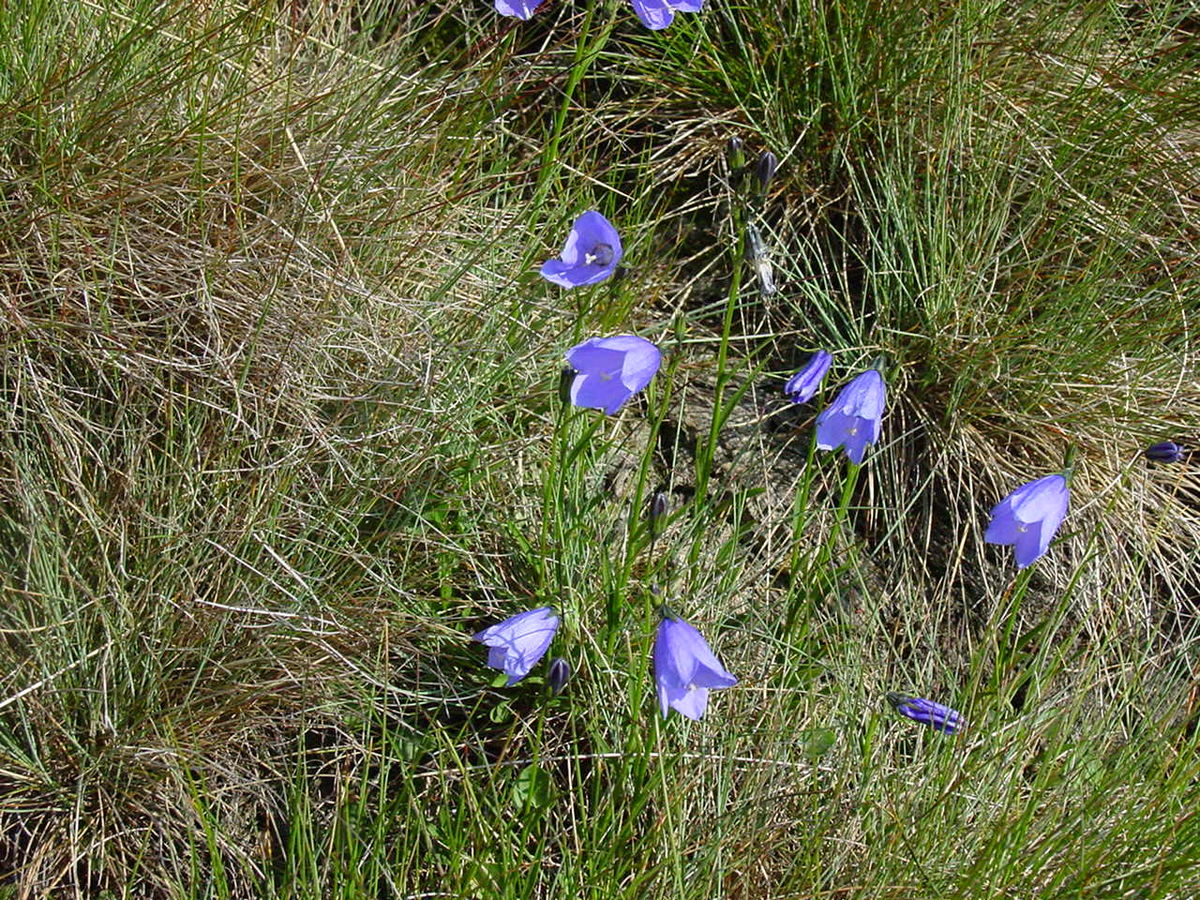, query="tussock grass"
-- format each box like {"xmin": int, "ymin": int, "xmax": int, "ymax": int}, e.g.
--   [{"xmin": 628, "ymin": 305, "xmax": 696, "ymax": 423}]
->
[{"xmin": 1, "ymin": 0, "xmax": 1199, "ymax": 896}]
